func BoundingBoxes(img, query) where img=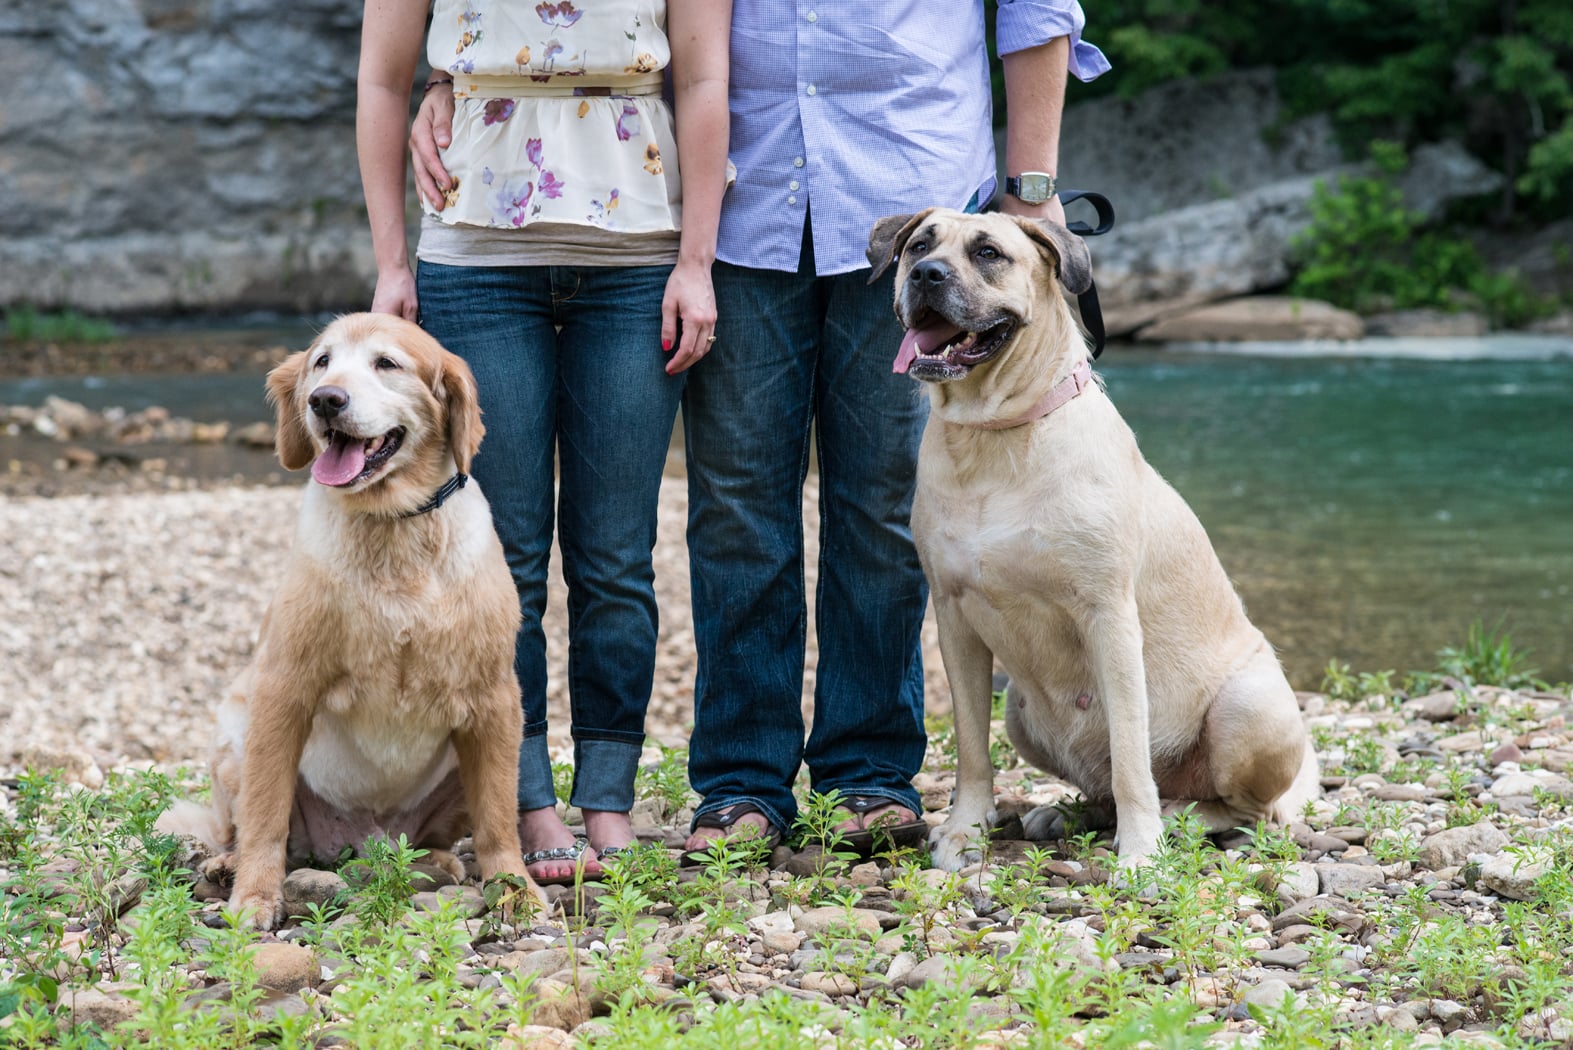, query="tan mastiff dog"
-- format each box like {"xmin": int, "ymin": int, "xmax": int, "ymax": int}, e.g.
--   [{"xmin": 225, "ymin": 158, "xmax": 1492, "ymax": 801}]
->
[{"xmin": 867, "ymin": 209, "xmax": 1319, "ymax": 871}]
